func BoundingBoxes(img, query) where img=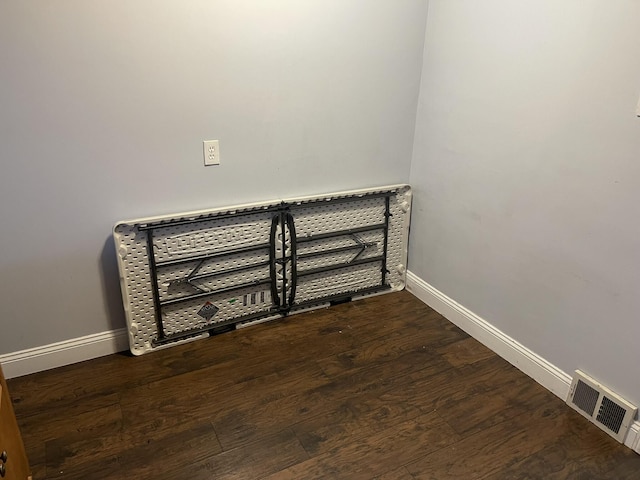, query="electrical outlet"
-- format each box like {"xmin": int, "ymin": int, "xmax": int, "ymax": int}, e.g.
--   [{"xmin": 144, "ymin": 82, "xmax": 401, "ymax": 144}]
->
[{"xmin": 203, "ymin": 140, "xmax": 220, "ymax": 166}]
